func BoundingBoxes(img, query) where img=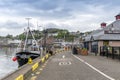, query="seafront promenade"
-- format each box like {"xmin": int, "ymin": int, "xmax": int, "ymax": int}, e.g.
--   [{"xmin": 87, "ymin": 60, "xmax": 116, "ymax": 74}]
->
[{"xmin": 2, "ymin": 50, "xmax": 120, "ymax": 80}]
